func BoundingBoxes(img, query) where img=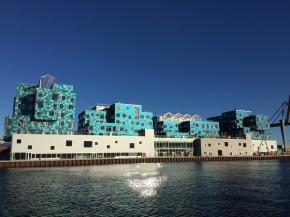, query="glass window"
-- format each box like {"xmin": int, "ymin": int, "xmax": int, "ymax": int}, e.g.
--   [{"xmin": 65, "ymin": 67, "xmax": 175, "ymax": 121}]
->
[
  {"xmin": 50, "ymin": 146, "xmax": 55, "ymax": 150},
  {"xmin": 37, "ymin": 101, "xmax": 44, "ymax": 108},
  {"xmin": 28, "ymin": 145, "xmax": 32, "ymax": 149},
  {"xmin": 225, "ymin": 142, "xmax": 228, "ymax": 147},
  {"xmin": 130, "ymin": 143, "xmax": 135, "ymax": 149},
  {"xmin": 66, "ymin": 140, "xmax": 72, "ymax": 146},
  {"xmin": 84, "ymin": 141, "xmax": 92, "ymax": 148},
  {"xmin": 107, "ymin": 145, "xmax": 110, "ymax": 149},
  {"xmin": 52, "ymin": 94, "xmax": 58, "ymax": 100},
  {"xmin": 17, "ymin": 139, "xmax": 21, "ymax": 144}
]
